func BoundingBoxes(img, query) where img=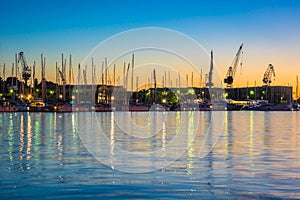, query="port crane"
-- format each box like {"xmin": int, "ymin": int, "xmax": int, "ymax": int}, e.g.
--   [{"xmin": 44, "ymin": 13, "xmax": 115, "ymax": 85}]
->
[
  {"xmin": 58, "ymin": 69, "xmax": 66, "ymax": 85},
  {"xmin": 18, "ymin": 52, "xmax": 31, "ymax": 86},
  {"xmin": 58, "ymin": 68, "xmax": 66, "ymax": 101},
  {"xmin": 224, "ymin": 43, "xmax": 243, "ymax": 88},
  {"xmin": 262, "ymin": 64, "xmax": 275, "ymax": 86}
]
